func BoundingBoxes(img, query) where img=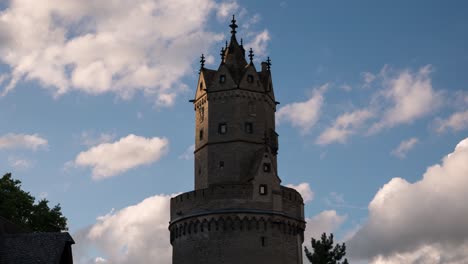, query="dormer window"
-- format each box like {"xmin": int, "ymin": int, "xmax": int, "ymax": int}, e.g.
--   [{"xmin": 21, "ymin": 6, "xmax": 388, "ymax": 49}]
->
[
  {"xmin": 263, "ymin": 163, "xmax": 271, "ymax": 172},
  {"xmin": 247, "ymin": 75, "xmax": 254, "ymax": 83},
  {"xmin": 245, "ymin": 122, "xmax": 253, "ymax": 134},
  {"xmin": 218, "ymin": 123, "xmax": 227, "ymax": 134},
  {"xmin": 219, "ymin": 75, "xmax": 226, "ymax": 83},
  {"xmin": 259, "ymin": 184, "xmax": 267, "ymax": 195}
]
